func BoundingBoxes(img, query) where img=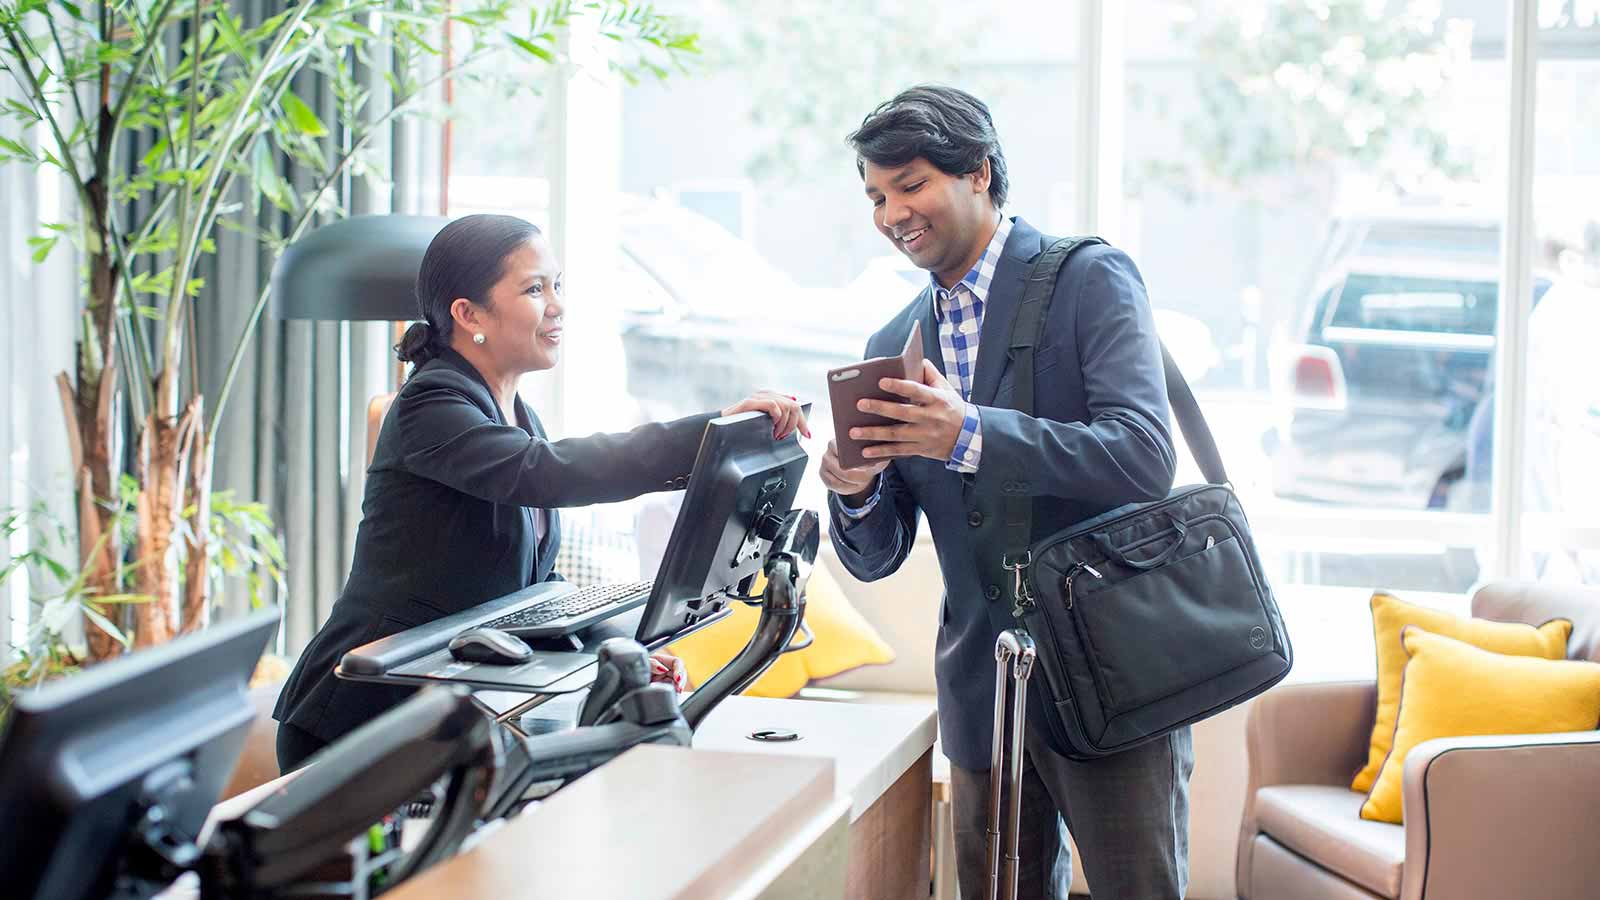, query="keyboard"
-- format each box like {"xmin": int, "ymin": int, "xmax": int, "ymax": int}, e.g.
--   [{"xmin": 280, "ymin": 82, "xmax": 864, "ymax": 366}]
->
[{"xmin": 482, "ymin": 579, "xmax": 654, "ymax": 638}]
